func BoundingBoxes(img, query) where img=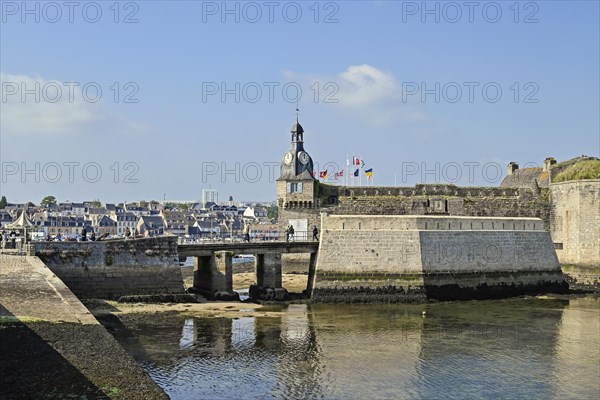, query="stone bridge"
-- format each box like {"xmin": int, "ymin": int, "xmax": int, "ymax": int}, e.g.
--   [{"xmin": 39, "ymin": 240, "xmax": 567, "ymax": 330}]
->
[{"xmin": 177, "ymin": 241, "xmax": 319, "ymax": 299}]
